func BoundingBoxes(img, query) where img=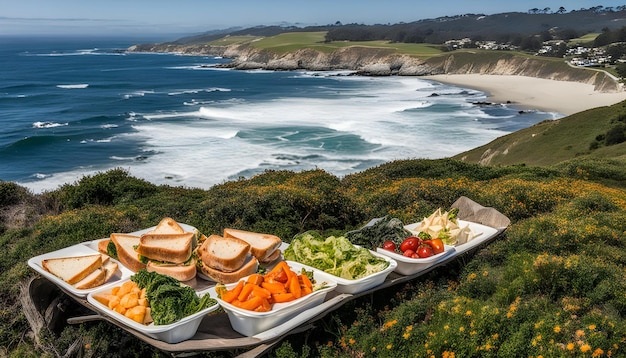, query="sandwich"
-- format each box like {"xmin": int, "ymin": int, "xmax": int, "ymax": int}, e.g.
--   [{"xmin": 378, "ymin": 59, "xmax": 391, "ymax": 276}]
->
[
  {"xmin": 196, "ymin": 234, "xmax": 259, "ymax": 284},
  {"xmin": 223, "ymin": 228, "xmax": 282, "ymax": 264},
  {"xmin": 108, "ymin": 217, "xmax": 198, "ymax": 282},
  {"xmin": 138, "ymin": 231, "xmax": 197, "ymax": 282},
  {"xmin": 42, "ymin": 253, "xmax": 119, "ymax": 289}
]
